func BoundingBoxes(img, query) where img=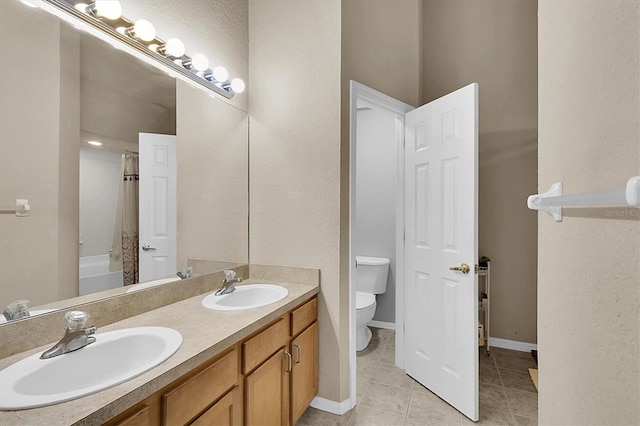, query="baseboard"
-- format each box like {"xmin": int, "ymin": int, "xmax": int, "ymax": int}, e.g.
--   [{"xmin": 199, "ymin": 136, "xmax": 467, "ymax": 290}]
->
[
  {"xmin": 310, "ymin": 396, "xmax": 352, "ymax": 415},
  {"xmin": 369, "ymin": 320, "xmax": 395, "ymax": 330},
  {"xmin": 489, "ymin": 337, "xmax": 537, "ymax": 353}
]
